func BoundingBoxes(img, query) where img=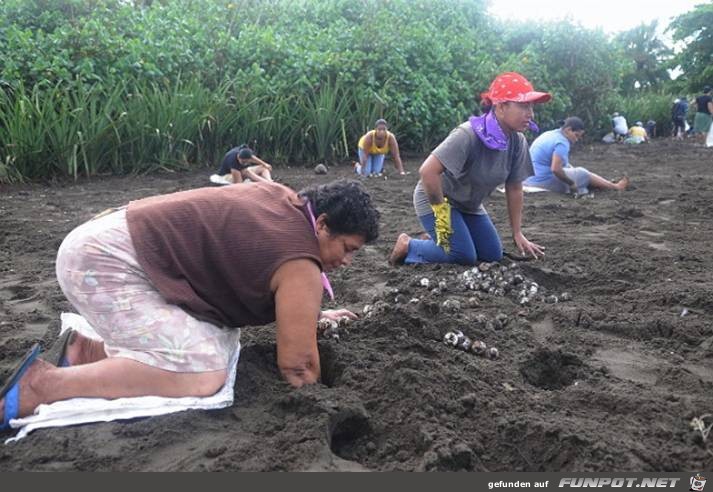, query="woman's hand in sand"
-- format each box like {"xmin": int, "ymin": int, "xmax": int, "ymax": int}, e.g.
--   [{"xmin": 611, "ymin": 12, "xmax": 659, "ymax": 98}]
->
[
  {"xmin": 513, "ymin": 232, "xmax": 545, "ymax": 259},
  {"xmin": 320, "ymin": 309, "xmax": 358, "ymax": 322}
]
